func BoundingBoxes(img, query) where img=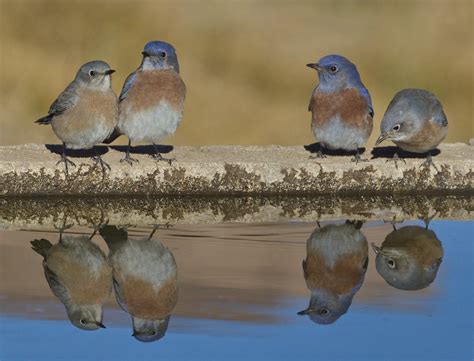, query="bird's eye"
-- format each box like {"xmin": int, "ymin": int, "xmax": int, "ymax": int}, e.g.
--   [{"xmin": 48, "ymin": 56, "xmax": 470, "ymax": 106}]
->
[
  {"xmin": 329, "ymin": 65, "xmax": 338, "ymax": 73},
  {"xmin": 89, "ymin": 70, "xmax": 96, "ymax": 77},
  {"xmin": 392, "ymin": 124, "xmax": 401, "ymax": 131},
  {"xmin": 319, "ymin": 308, "xmax": 329, "ymax": 316},
  {"xmin": 80, "ymin": 319, "xmax": 86, "ymax": 325},
  {"xmin": 160, "ymin": 52, "xmax": 166, "ymax": 58},
  {"xmin": 387, "ymin": 259, "xmax": 396, "ymax": 269}
]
